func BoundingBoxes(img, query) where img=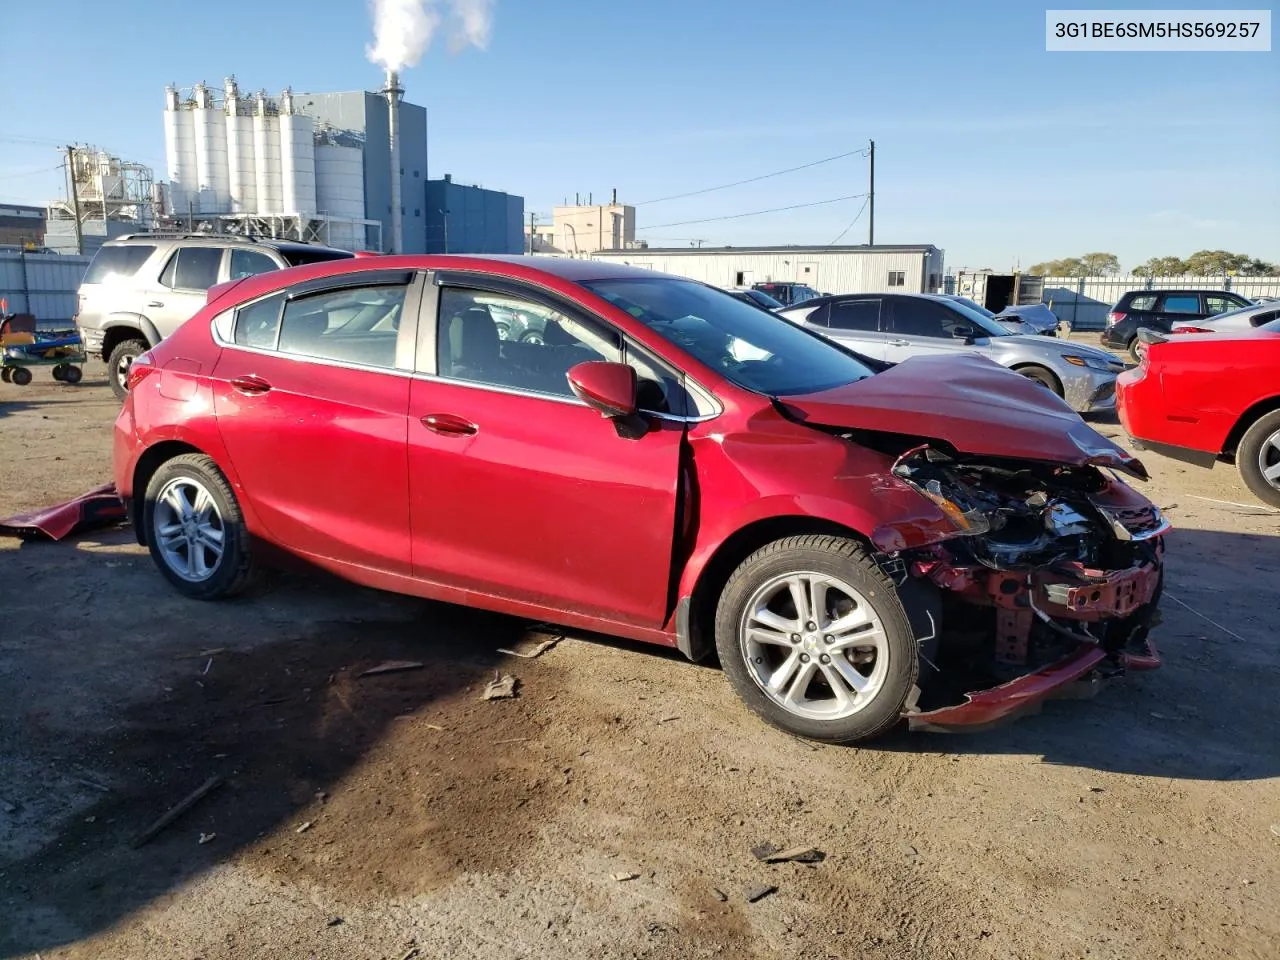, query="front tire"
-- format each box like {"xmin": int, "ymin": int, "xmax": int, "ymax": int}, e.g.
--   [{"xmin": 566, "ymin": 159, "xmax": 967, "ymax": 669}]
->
[
  {"xmin": 714, "ymin": 535, "xmax": 918, "ymax": 743},
  {"xmin": 1236, "ymin": 410, "xmax": 1280, "ymax": 508},
  {"xmin": 1016, "ymin": 364, "xmax": 1062, "ymax": 396},
  {"xmin": 107, "ymin": 338, "xmax": 147, "ymax": 401},
  {"xmin": 143, "ymin": 453, "xmax": 256, "ymax": 600}
]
